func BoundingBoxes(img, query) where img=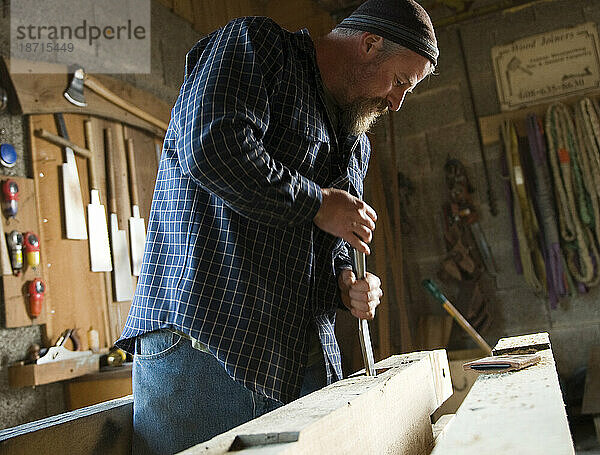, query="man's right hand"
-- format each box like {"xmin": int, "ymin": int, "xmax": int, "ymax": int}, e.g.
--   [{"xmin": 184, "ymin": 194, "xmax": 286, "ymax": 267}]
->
[{"xmin": 313, "ymin": 188, "xmax": 377, "ymax": 254}]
